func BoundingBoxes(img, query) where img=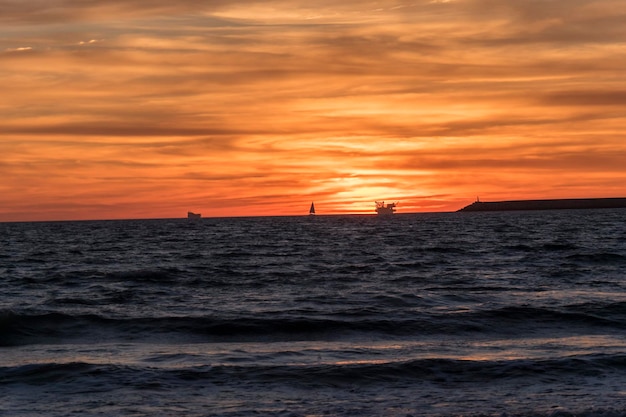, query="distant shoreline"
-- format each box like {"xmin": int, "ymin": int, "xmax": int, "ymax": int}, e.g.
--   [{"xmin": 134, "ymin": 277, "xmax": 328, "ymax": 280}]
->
[{"xmin": 458, "ymin": 197, "xmax": 626, "ymax": 212}]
